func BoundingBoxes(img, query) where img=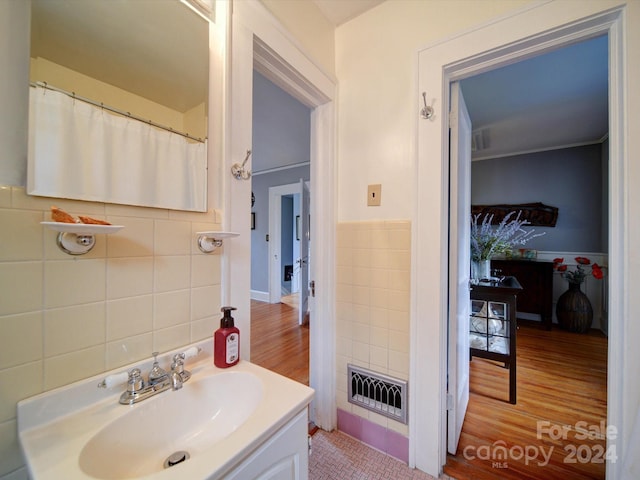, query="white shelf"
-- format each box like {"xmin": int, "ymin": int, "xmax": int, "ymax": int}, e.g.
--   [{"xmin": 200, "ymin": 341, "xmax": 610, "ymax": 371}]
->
[
  {"xmin": 195, "ymin": 231, "xmax": 239, "ymax": 239},
  {"xmin": 41, "ymin": 222, "xmax": 124, "ymax": 255},
  {"xmin": 195, "ymin": 231, "xmax": 239, "ymax": 253},
  {"xmin": 41, "ymin": 222, "xmax": 124, "ymax": 235}
]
